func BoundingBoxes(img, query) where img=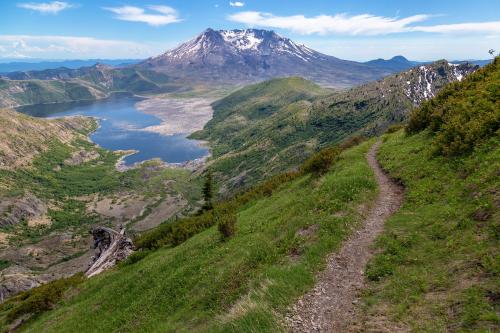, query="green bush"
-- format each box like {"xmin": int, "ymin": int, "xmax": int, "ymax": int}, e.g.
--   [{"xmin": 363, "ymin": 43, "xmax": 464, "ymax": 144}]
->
[
  {"xmin": 384, "ymin": 124, "xmax": 405, "ymax": 134},
  {"xmin": 3, "ymin": 273, "xmax": 85, "ymax": 323},
  {"xmin": 301, "ymin": 147, "xmax": 341, "ymax": 176},
  {"xmin": 216, "ymin": 209, "xmax": 237, "ymax": 239},
  {"xmin": 407, "ymin": 57, "xmax": 500, "ymax": 156}
]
